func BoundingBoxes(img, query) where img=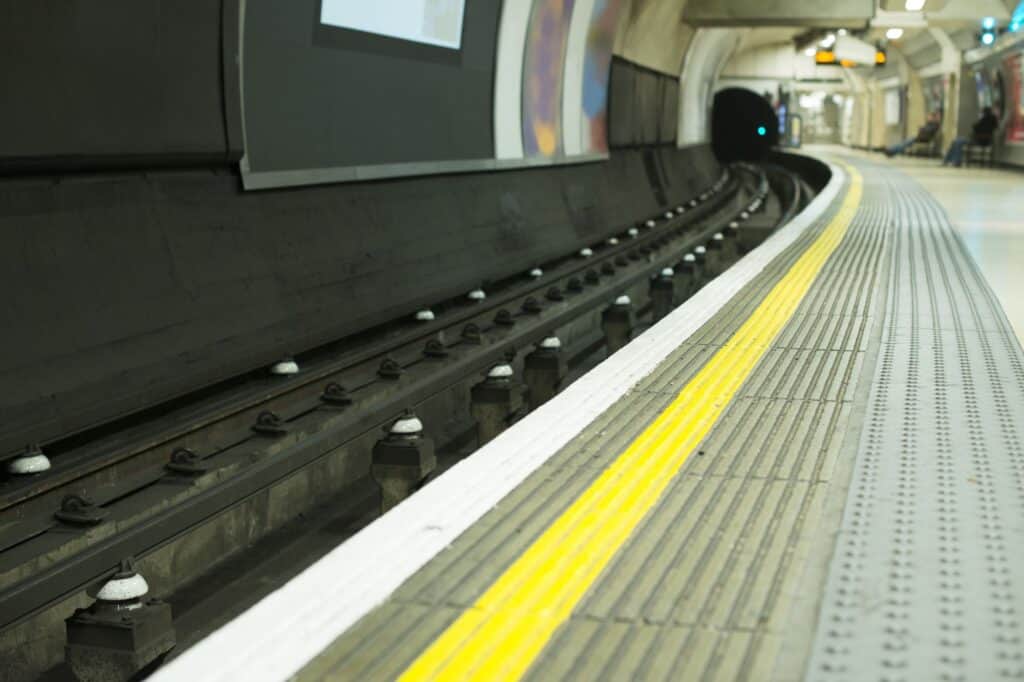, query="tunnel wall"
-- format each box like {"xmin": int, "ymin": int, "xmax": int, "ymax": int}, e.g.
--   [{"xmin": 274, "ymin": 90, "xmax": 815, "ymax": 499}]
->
[
  {"xmin": 608, "ymin": 58, "xmax": 680, "ymax": 147},
  {"xmin": 848, "ymin": 28, "xmax": 1024, "ymax": 168},
  {"xmin": 242, "ymin": 0, "xmax": 501, "ymax": 185},
  {"xmin": 612, "ymin": 1, "xmax": 694, "ymax": 76},
  {"xmin": 679, "ymin": 28, "xmax": 747, "ymax": 146},
  {"xmin": 0, "ymin": 0, "xmax": 742, "ymax": 454},
  {"xmin": 0, "ymin": 144, "xmax": 722, "ymax": 457},
  {"xmin": 0, "ymin": 0, "xmax": 243, "ymax": 172},
  {"xmin": 970, "ymin": 38, "xmax": 1024, "ymax": 167}
]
